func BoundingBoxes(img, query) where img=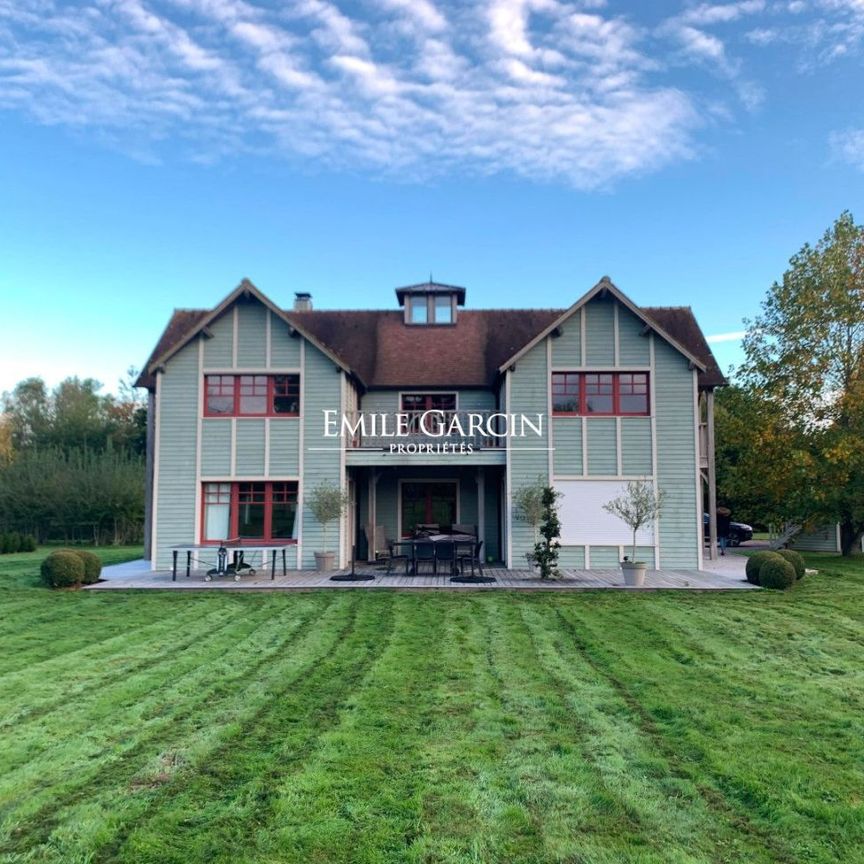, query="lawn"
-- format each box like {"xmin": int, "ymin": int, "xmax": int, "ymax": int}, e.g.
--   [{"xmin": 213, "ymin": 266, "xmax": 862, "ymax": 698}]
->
[{"xmin": 1, "ymin": 549, "xmax": 863, "ymax": 863}]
